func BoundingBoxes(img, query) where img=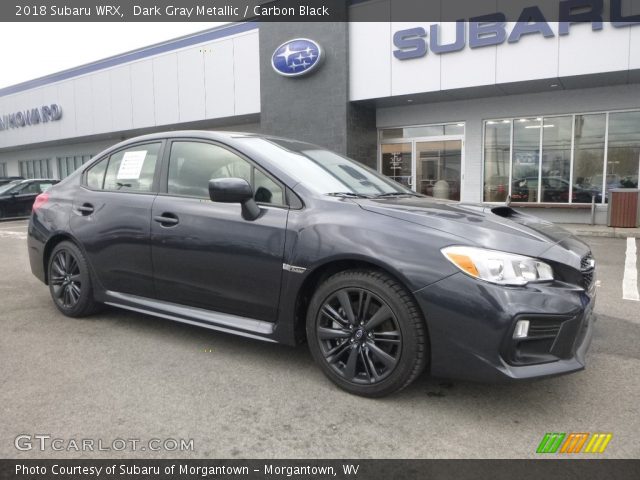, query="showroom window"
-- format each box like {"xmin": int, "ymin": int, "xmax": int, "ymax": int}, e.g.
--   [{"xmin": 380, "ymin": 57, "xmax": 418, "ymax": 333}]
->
[
  {"xmin": 19, "ymin": 159, "xmax": 52, "ymax": 179},
  {"xmin": 0, "ymin": 162, "xmax": 6, "ymax": 177},
  {"xmin": 483, "ymin": 110, "xmax": 640, "ymax": 203},
  {"xmin": 57, "ymin": 154, "xmax": 93, "ymax": 179}
]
